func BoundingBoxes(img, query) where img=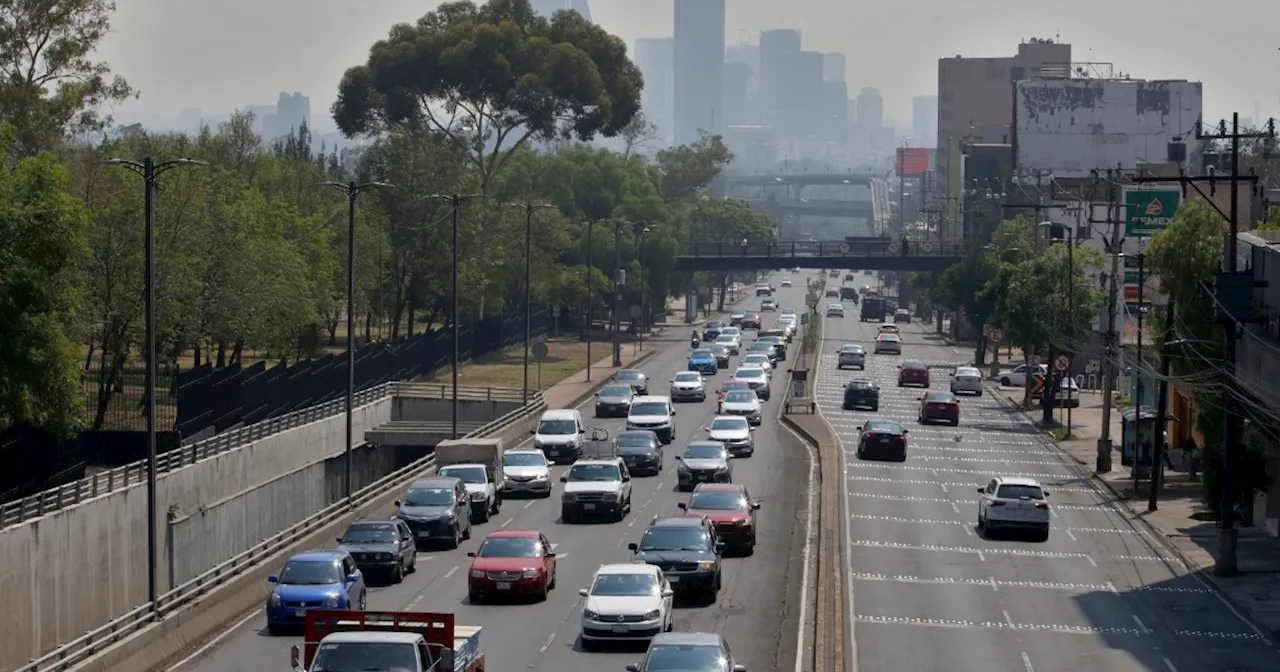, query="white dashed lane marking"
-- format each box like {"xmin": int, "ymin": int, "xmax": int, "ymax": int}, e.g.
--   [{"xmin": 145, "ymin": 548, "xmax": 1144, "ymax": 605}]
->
[
  {"xmin": 852, "ymin": 615, "xmax": 1266, "ymax": 640},
  {"xmin": 848, "ymin": 539, "xmax": 1180, "ymax": 564},
  {"xmin": 846, "ymin": 462, "xmax": 1075, "ymax": 479},
  {"xmin": 846, "ymin": 512, "xmax": 1151, "ymax": 535}
]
